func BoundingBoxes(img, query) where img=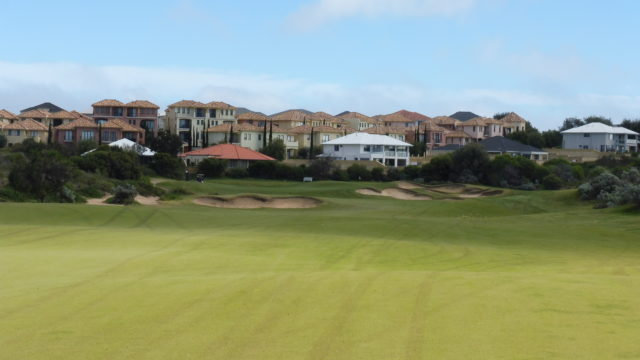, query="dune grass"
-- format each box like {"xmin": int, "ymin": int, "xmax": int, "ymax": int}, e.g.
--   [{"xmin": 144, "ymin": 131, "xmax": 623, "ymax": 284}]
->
[{"xmin": 1, "ymin": 179, "xmax": 640, "ymax": 359}]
